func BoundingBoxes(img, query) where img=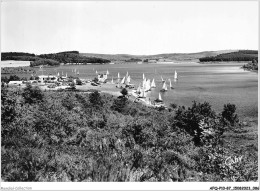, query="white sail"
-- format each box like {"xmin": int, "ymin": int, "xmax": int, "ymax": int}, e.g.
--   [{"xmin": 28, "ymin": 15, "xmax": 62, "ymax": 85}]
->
[
  {"xmin": 117, "ymin": 73, "xmax": 120, "ymax": 84},
  {"xmin": 158, "ymin": 93, "xmax": 162, "ymax": 101},
  {"xmin": 126, "ymin": 75, "xmax": 131, "ymax": 85},
  {"xmin": 162, "ymin": 82, "xmax": 167, "ymax": 91},
  {"xmin": 62, "ymin": 71, "xmax": 64, "ymax": 76},
  {"xmin": 174, "ymin": 70, "xmax": 178, "ymax": 79},
  {"xmin": 139, "ymin": 87, "xmax": 146, "ymax": 98},
  {"xmin": 151, "ymin": 79, "xmax": 156, "ymax": 88},
  {"xmin": 96, "ymin": 70, "xmax": 98, "ymax": 74},
  {"xmin": 143, "ymin": 73, "xmax": 145, "ymax": 80},
  {"xmin": 126, "ymin": 71, "xmax": 129, "ymax": 77},
  {"xmin": 145, "ymin": 79, "xmax": 151, "ymax": 91},
  {"xmin": 136, "ymin": 85, "xmax": 141, "ymax": 94},
  {"xmin": 107, "ymin": 70, "xmax": 109, "ymax": 75},
  {"xmin": 161, "ymin": 76, "xmax": 165, "ymax": 82},
  {"xmin": 77, "ymin": 71, "xmax": 79, "ymax": 75},
  {"xmin": 111, "ymin": 77, "xmax": 114, "ymax": 83},
  {"xmin": 66, "ymin": 73, "xmax": 67, "ymax": 78},
  {"xmin": 121, "ymin": 76, "xmax": 125, "ymax": 84},
  {"xmin": 169, "ymin": 79, "xmax": 172, "ymax": 88},
  {"xmin": 57, "ymin": 72, "xmax": 60, "ymax": 77},
  {"xmin": 142, "ymin": 78, "xmax": 146, "ymax": 89}
]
